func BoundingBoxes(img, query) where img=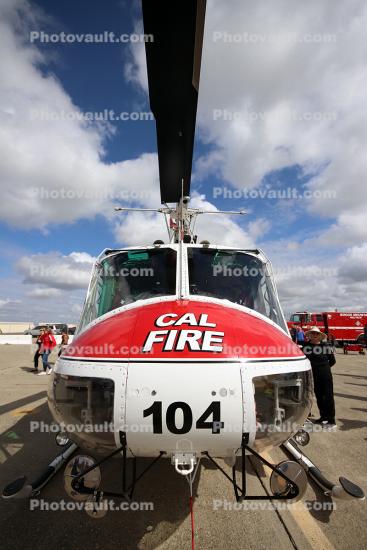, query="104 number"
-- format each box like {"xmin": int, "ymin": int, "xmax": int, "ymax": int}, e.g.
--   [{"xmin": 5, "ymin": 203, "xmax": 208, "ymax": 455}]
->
[{"xmin": 143, "ymin": 401, "xmax": 224, "ymax": 435}]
